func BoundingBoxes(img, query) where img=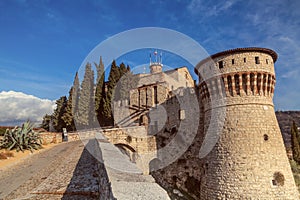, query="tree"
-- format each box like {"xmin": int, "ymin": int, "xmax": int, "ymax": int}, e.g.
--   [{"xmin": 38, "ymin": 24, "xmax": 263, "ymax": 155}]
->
[
  {"xmin": 102, "ymin": 60, "xmax": 120, "ymax": 126},
  {"xmin": 41, "ymin": 114, "xmax": 52, "ymax": 131},
  {"xmin": 119, "ymin": 62, "xmax": 127, "ymax": 77},
  {"xmin": 62, "ymin": 87, "xmax": 76, "ymax": 131},
  {"xmin": 52, "ymin": 96, "xmax": 67, "ymax": 132},
  {"xmin": 94, "ymin": 56, "xmax": 105, "ymax": 125},
  {"xmin": 77, "ymin": 63, "xmax": 95, "ymax": 128},
  {"xmin": 72, "ymin": 72, "xmax": 80, "ymax": 118},
  {"xmin": 291, "ymin": 121, "xmax": 300, "ymax": 164},
  {"xmin": 115, "ymin": 65, "xmax": 136, "ymax": 101},
  {"xmin": 89, "ymin": 69, "xmax": 96, "ymax": 127}
]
